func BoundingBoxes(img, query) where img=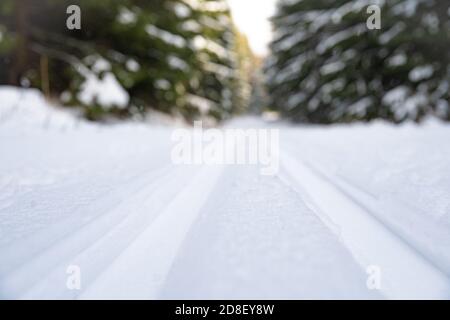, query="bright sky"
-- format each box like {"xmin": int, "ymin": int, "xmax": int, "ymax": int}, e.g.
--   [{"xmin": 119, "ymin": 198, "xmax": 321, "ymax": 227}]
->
[{"xmin": 228, "ymin": 0, "xmax": 278, "ymax": 56}]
